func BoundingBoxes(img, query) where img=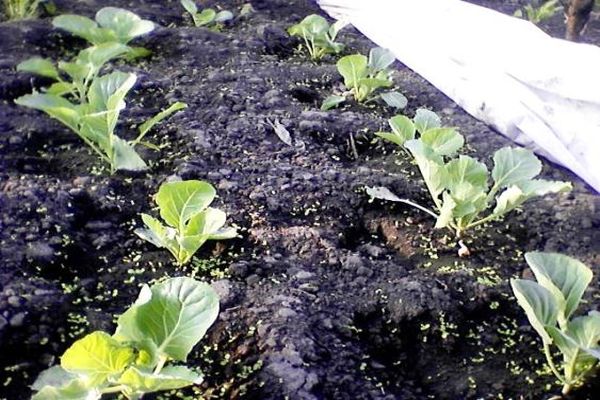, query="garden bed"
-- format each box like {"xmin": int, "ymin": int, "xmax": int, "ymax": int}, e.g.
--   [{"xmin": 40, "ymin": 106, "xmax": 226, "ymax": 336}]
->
[{"xmin": 1, "ymin": 0, "xmax": 599, "ymax": 399}]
